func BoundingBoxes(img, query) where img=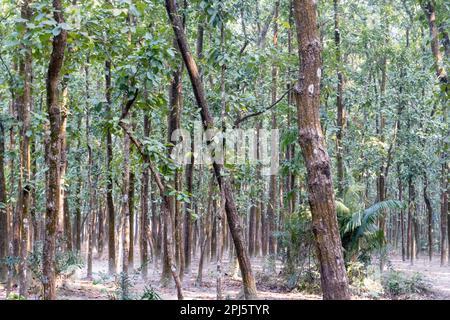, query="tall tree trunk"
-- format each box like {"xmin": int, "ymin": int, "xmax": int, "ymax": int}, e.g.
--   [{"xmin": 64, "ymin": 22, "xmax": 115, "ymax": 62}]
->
[
  {"xmin": 121, "ymin": 117, "xmax": 131, "ymax": 276},
  {"xmin": 440, "ymin": 163, "xmax": 448, "ymax": 265},
  {"xmin": 42, "ymin": 0, "xmax": 67, "ymax": 300},
  {"xmin": 424, "ymin": 174, "xmax": 433, "ymax": 261},
  {"xmin": 293, "ymin": 0, "xmax": 350, "ymax": 300},
  {"xmin": 408, "ymin": 176, "xmax": 416, "ymax": 264},
  {"xmin": 334, "ymin": 0, "xmax": 345, "ymax": 198},
  {"xmin": 75, "ymin": 117, "xmax": 82, "ymax": 253},
  {"xmin": 165, "ymin": 0, "xmax": 257, "ymax": 300},
  {"xmin": 128, "ymin": 170, "xmax": 135, "ymax": 269},
  {"xmin": 266, "ymin": 0, "xmax": 280, "ymax": 263},
  {"xmin": 16, "ymin": 0, "xmax": 33, "ymax": 297},
  {"xmin": 104, "ymin": 60, "xmax": 116, "ymax": 275},
  {"xmin": 0, "ymin": 122, "xmax": 7, "ymax": 283},
  {"xmin": 140, "ymin": 114, "xmax": 150, "ymax": 279},
  {"xmin": 398, "ymin": 165, "xmax": 405, "ymax": 261}
]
